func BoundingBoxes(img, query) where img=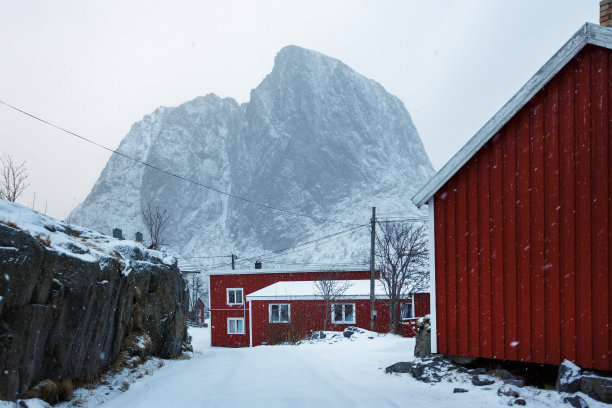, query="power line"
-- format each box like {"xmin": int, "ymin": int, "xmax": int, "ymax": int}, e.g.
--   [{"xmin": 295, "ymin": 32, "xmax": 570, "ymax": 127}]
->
[
  {"xmin": 0, "ymin": 99, "xmax": 360, "ymax": 227},
  {"xmin": 206, "ymin": 224, "xmax": 367, "ymax": 270}
]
